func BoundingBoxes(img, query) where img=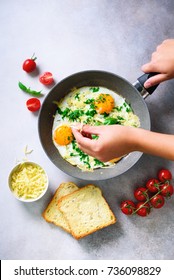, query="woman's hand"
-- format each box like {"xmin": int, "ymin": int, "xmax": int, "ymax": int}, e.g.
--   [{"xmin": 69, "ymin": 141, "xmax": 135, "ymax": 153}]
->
[
  {"xmin": 72, "ymin": 124, "xmax": 174, "ymax": 162},
  {"xmin": 142, "ymin": 39, "xmax": 174, "ymax": 88},
  {"xmin": 72, "ymin": 125, "xmax": 135, "ymax": 162}
]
